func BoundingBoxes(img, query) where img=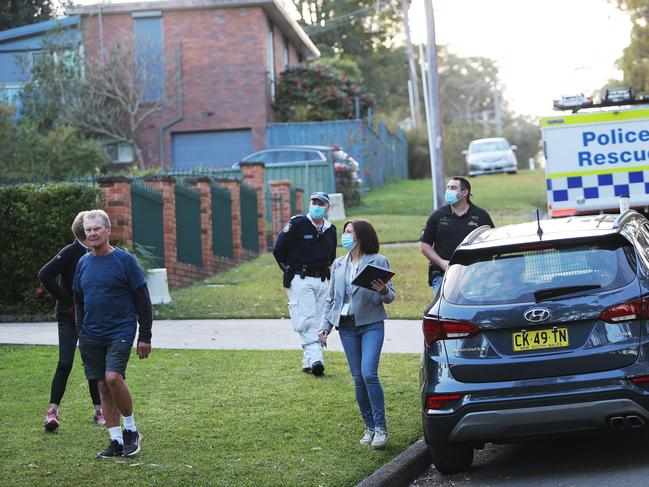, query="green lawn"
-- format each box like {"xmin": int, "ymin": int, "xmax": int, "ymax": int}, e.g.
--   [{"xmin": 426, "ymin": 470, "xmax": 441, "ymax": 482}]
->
[
  {"xmin": 0, "ymin": 346, "xmax": 421, "ymax": 487},
  {"xmin": 157, "ymin": 171, "xmax": 547, "ymax": 320},
  {"xmin": 338, "ymin": 169, "xmax": 547, "ymax": 242},
  {"xmin": 155, "ymin": 245, "xmax": 431, "ymax": 320}
]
